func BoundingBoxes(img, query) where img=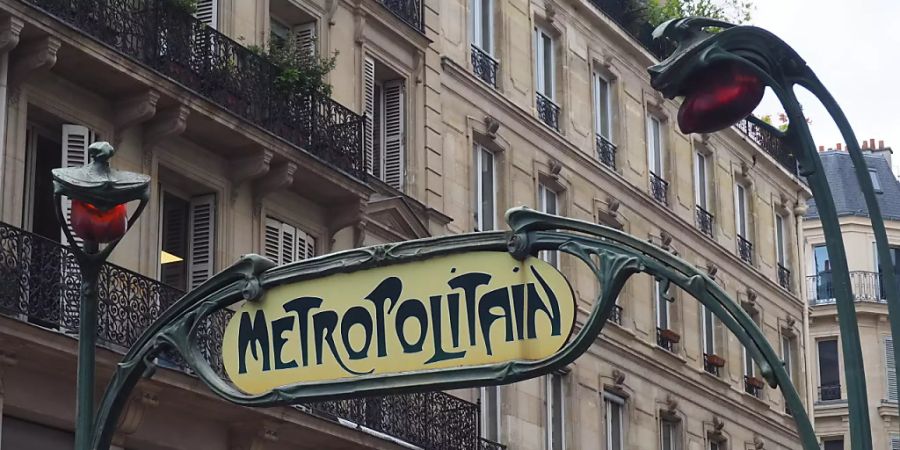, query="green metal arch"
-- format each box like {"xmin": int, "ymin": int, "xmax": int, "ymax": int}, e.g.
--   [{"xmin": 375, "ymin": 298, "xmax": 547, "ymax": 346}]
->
[{"xmin": 90, "ymin": 208, "xmax": 816, "ymax": 449}]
